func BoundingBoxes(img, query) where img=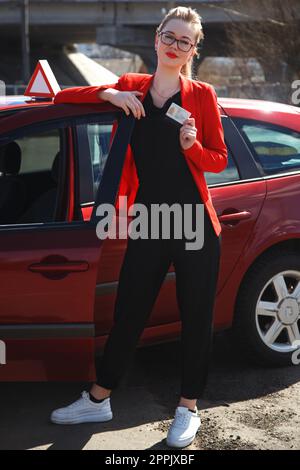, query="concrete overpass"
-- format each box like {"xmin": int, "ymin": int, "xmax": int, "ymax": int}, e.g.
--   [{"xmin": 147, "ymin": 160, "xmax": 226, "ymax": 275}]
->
[
  {"xmin": 2, "ymin": 0, "xmax": 296, "ymax": 84},
  {"xmin": 0, "ymin": 0, "xmax": 261, "ymax": 73},
  {"xmin": 0, "ymin": 0, "xmax": 247, "ymax": 45}
]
